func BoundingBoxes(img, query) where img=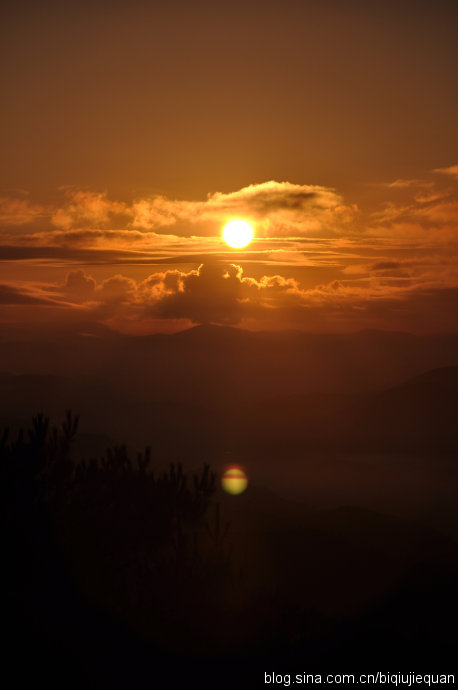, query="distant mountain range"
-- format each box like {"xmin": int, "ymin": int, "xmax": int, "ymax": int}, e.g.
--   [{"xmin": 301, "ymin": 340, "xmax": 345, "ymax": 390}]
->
[
  {"xmin": 1, "ymin": 323, "xmax": 457, "ymax": 401},
  {"xmin": 0, "ymin": 325, "xmax": 457, "ymax": 457},
  {"xmin": 236, "ymin": 364, "xmax": 458, "ymax": 455}
]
